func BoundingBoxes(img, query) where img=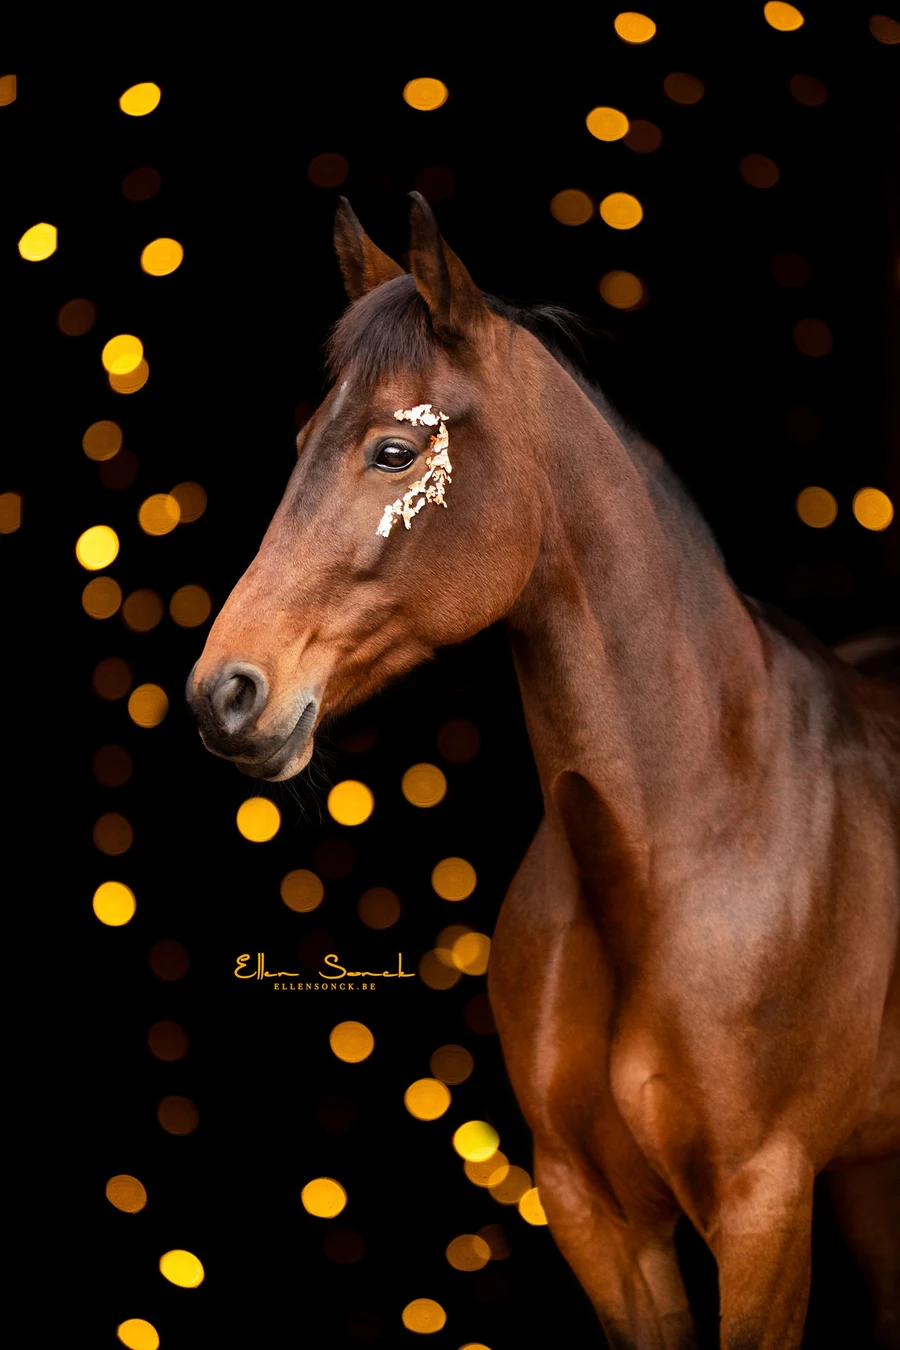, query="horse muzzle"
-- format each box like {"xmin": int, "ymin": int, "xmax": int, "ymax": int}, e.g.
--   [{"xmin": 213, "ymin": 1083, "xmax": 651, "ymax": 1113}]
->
[{"xmin": 185, "ymin": 660, "xmax": 320, "ymax": 780}]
